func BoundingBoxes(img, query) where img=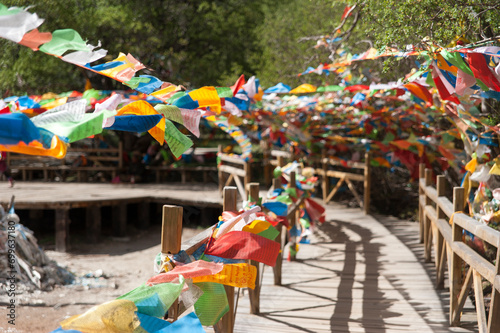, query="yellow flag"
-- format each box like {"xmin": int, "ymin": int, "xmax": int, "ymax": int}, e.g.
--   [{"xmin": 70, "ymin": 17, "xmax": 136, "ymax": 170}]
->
[{"xmin": 192, "ymin": 263, "xmax": 257, "ymax": 289}]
